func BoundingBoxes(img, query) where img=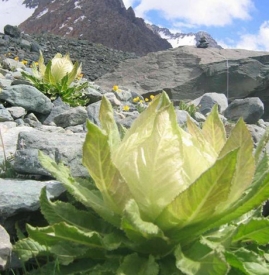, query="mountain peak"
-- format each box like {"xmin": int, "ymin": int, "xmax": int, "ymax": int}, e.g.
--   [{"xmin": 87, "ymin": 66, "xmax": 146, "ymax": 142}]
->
[{"xmin": 18, "ymin": 0, "xmax": 171, "ymax": 55}]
